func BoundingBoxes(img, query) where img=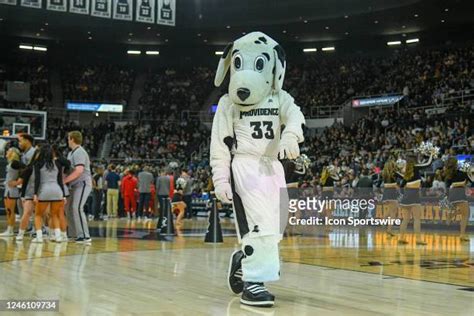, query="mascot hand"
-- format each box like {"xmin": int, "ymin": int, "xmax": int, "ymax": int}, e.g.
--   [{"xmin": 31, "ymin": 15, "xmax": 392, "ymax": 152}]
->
[
  {"xmin": 215, "ymin": 182, "xmax": 233, "ymax": 204},
  {"xmin": 279, "ymin": 134, "xmax": 300, "ymax": 160}
]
